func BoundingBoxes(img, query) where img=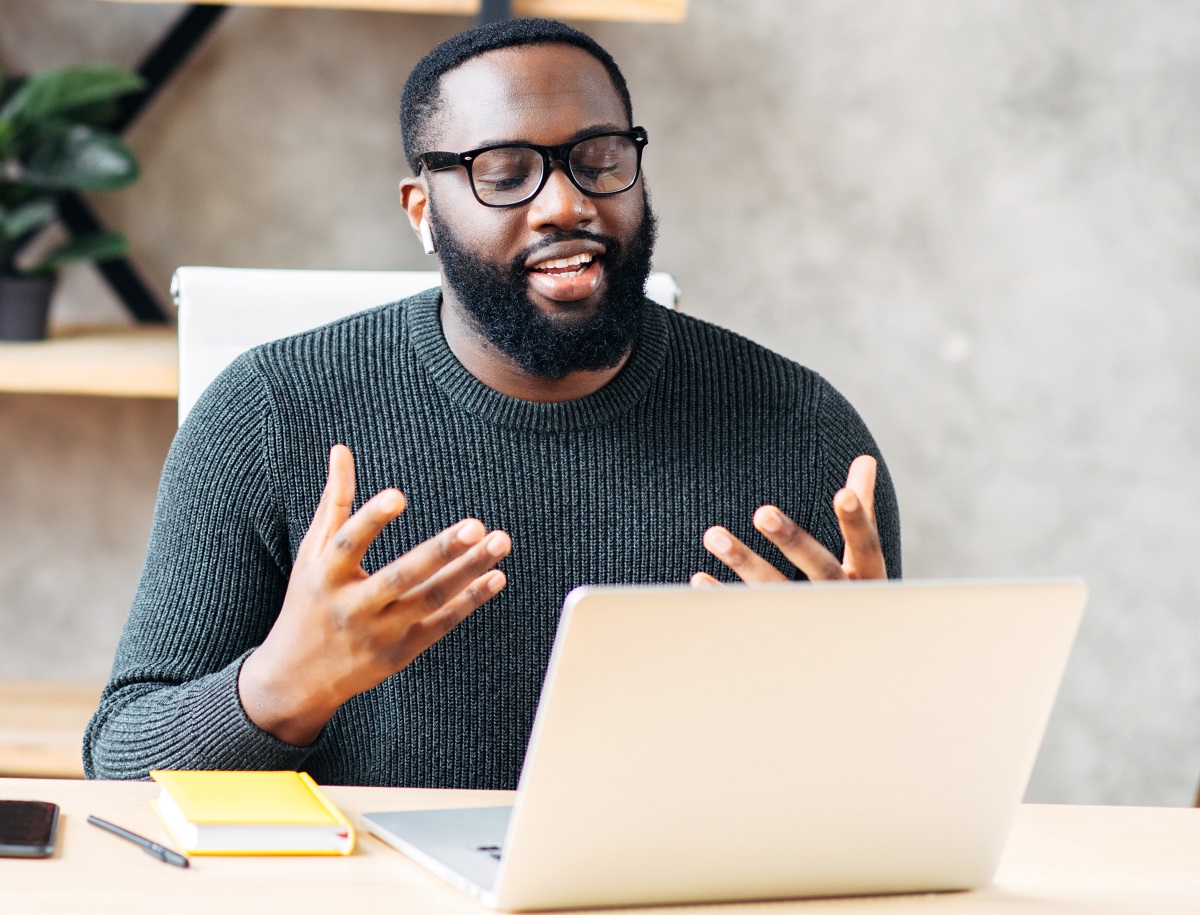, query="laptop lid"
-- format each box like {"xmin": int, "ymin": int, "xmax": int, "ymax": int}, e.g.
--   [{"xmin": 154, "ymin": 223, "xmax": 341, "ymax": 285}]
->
[{"xmin": 368, "ymin": 579, "xmax": 1086, "ymax": 911}]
